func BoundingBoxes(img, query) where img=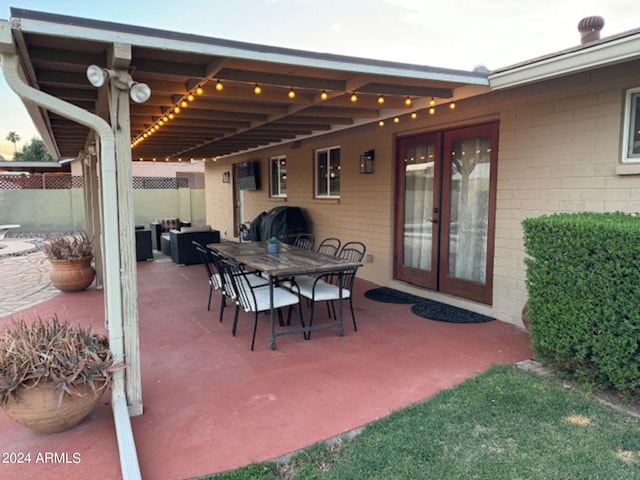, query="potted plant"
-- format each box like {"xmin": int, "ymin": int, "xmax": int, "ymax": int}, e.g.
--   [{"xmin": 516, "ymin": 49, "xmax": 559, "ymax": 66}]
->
[
  {"xmin": 44, "ymin": 232, "xmax": 95, "ymax": 292},
  {"xmin": 266, "ymin": 236, "xmax": 281, "ymax": 254},
  {"xmin": 0, "ymin": 315, "xmax": 114, "ymax": 433}
]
